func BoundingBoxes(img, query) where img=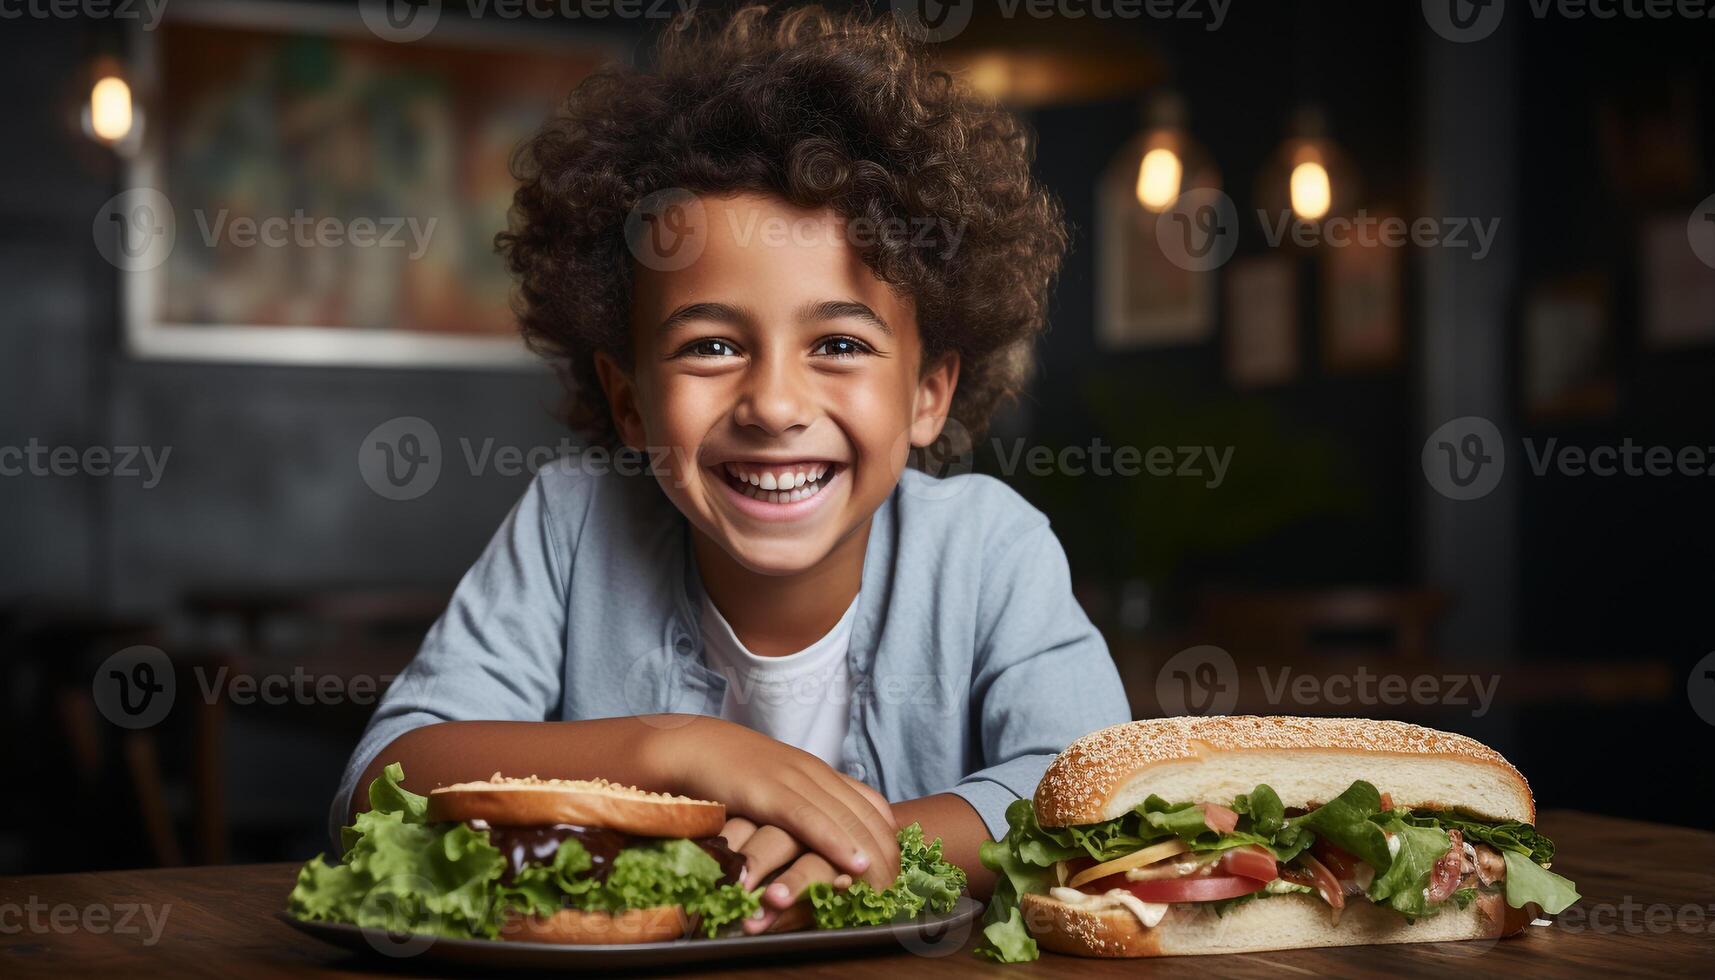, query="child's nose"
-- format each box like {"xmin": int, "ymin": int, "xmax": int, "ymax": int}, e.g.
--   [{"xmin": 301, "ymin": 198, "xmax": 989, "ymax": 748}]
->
[{"xmin": 733, "ymin": 357, "xmax": 813, "ymax": 435}]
